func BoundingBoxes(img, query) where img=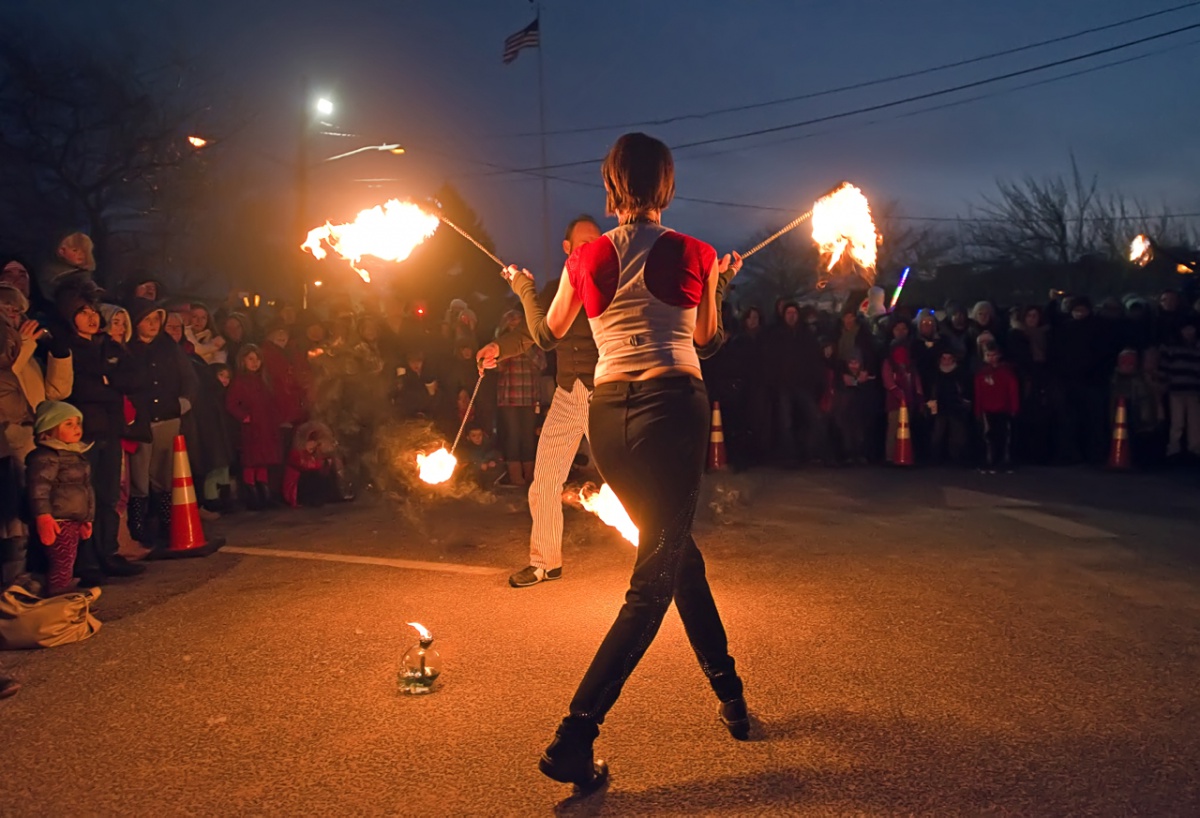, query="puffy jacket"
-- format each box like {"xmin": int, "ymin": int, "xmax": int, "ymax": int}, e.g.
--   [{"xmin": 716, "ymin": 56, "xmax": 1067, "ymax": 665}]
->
[{"xmin": 26, "ymin": 441, "xmax": 95, "ymax": 522}]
